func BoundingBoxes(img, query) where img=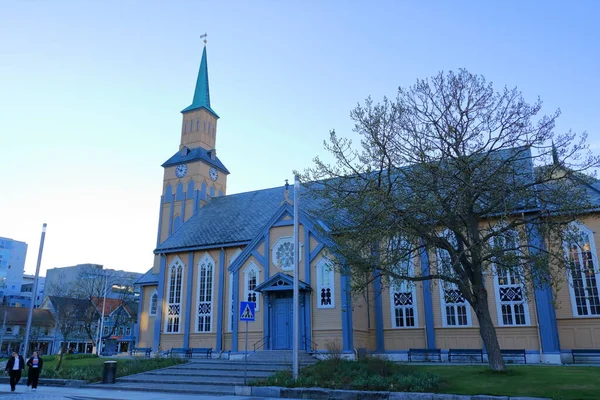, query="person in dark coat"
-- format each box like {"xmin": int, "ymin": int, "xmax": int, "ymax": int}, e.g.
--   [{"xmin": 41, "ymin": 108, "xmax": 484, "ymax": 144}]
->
[
  {"xmin": 26, "ymin": 351, "xmax": 43, "ymax": 391},
  {"xmin": 4, "ymin": 351, "xmax": 25, "ymax": 392}
]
